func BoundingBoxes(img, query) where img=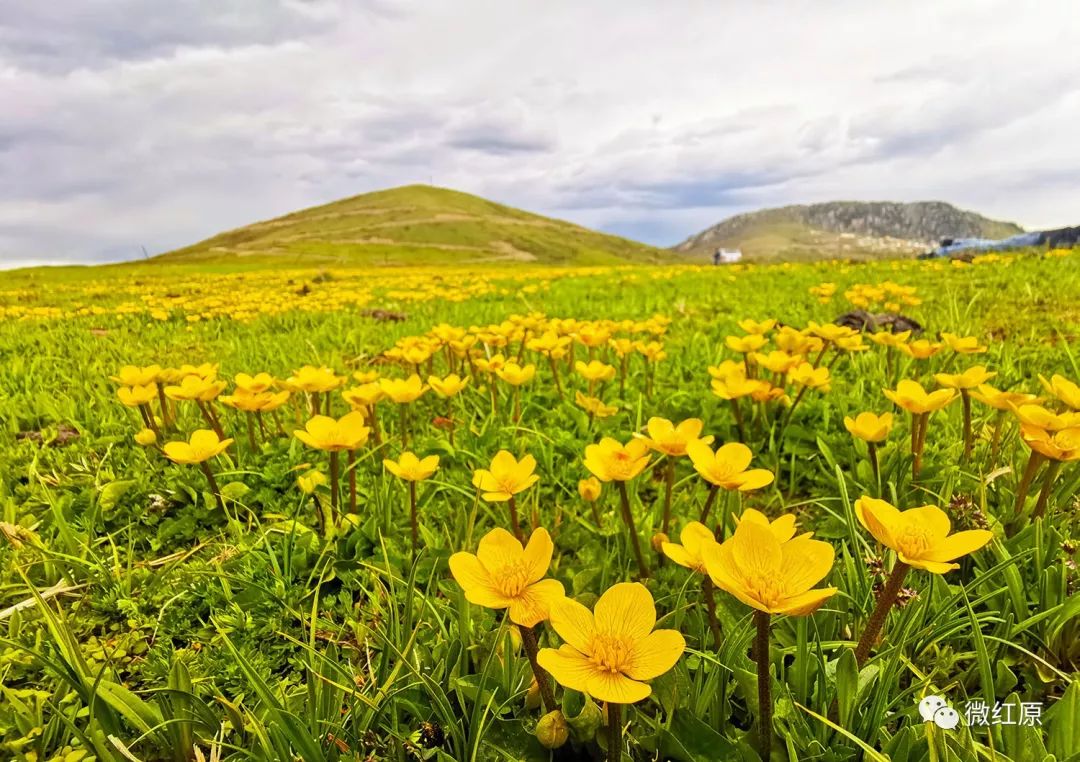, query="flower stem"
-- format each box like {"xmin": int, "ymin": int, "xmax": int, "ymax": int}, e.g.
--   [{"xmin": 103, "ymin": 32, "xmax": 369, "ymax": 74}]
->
[
  {"xmin": 519, "ymin": 626, "xmax": 556, "ymax": 713},
  {"xmin": 661, "ymin": 459, "xmax": 675, "ymax": 536},
  {"xmin": 399, "ymin": 405, "xmax": 409, "ymax": 448},
  {"xmin": 548, "ymin": 357, "xmax": 565, "ymax": 401},
  {"xmin": 699, "ymin": 484, "xmax": 719, "ymax": 523},
  {"xmin": 754, "ymin": 610, "xmax": 772, "ymax": 760},
  {"xmin": 703, "ymin": 578, "xmax": 722, "ymax": 650},
  {"xmin": 368, "ymin": 405, "xmax": 382, "ymax": 446},
  {"xmin": 196, "ymin": 401, "xmax": 225, "ymax": 440},
  {"xmin": 1032, "ymin": 459, "xmax": 1062, "ymax": 519},
  {"xmin": 507, "ymin": 495, "xmax": 523, "ymax": 542},
  {"xmin": 347, "ymin": 449, "xmax": 357, "ymax": 514},
  {"xmin": 328, "ymin": 450, "xmax": 340, "ymax": 519},
  {"xmin": 990, "ymin": 410, "xmax": 1005, "ymax": 468},
  {"xmin": 854, "ymin": 561, "xmax": 910, "ymax": 667},
  {"xmin": 199, "ymin": 461, "xmax": 225, "ymax": 513},
  {"xmin": 1014, "ymin": 450, "xmax": 1044, "ymax": 516},
  {"xmin": 409, "ymin": 480, "xmax": 419, "ymax": 556},
  {"xmin": 616, "ymin": 481, "xmax": 649, "ymax": 579},
  {"xmin": 607, "ymin": 703, "xmax": 622, "ymax": 762},
  {"xmin": 867, "ymin": 441, "xmax": 880, "ymax": 491},
  {"xmin": 730, "ymin": 399, "xmax": 747, "ymax": 441},
  {"xmin": 961, "ymin": 390, "xmax": 973, "ymax": 462}
]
